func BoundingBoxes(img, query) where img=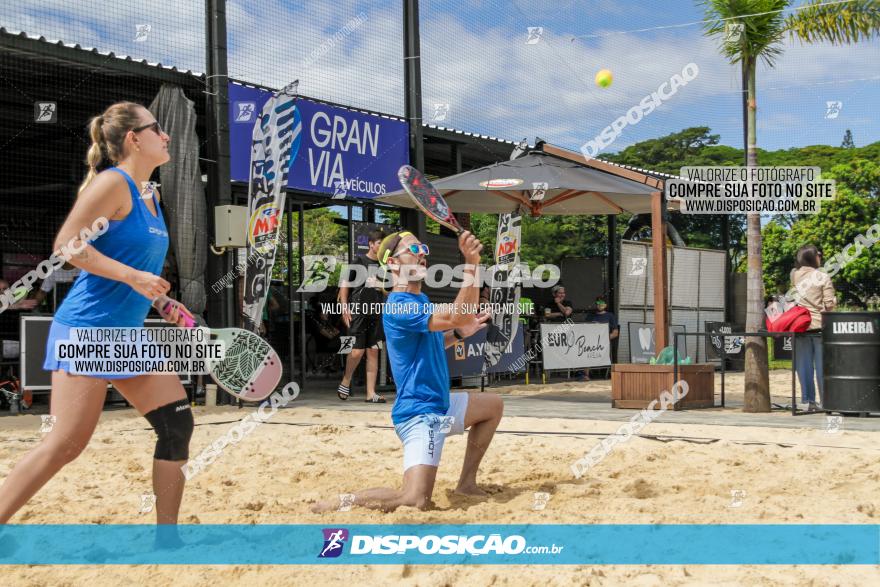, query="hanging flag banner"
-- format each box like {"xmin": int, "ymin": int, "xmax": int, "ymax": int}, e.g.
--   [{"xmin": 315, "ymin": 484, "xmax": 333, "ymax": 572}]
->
[
  {"xmin": 229, "ymin": 82, "xmax": 409, "ymax": 199},
  {"xmin": 483, "ymin": 213, "xmax": 522, "ymax": 370},
  {"xmin": 242, "ymin": 81, "xmax": 300, "ymax": 332}
]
